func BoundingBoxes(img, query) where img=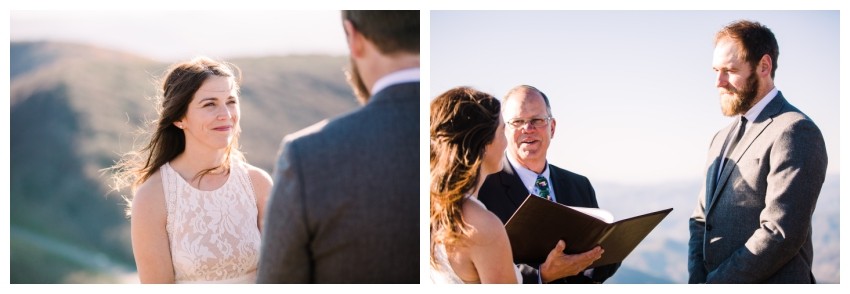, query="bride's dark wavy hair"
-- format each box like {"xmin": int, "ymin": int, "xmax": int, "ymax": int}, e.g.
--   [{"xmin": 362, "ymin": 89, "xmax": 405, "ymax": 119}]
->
[
  {"xmin": 429, "ymin": 86, "xmax": 501, "ymax": 267},
  {"xmin": 107, "ymin": 56, "xmax": 244, "ymax": 216}
]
